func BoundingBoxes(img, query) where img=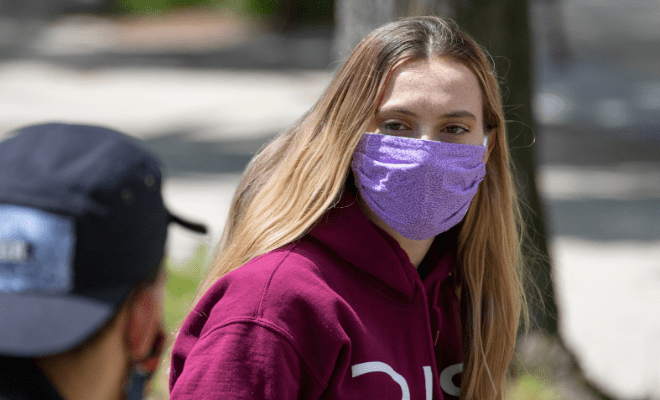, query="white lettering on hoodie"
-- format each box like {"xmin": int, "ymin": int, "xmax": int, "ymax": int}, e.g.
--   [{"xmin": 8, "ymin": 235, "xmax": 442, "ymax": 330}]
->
[{"xmin": 352, "ymin": 362, "xmax": 463, "ymax": 399}]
